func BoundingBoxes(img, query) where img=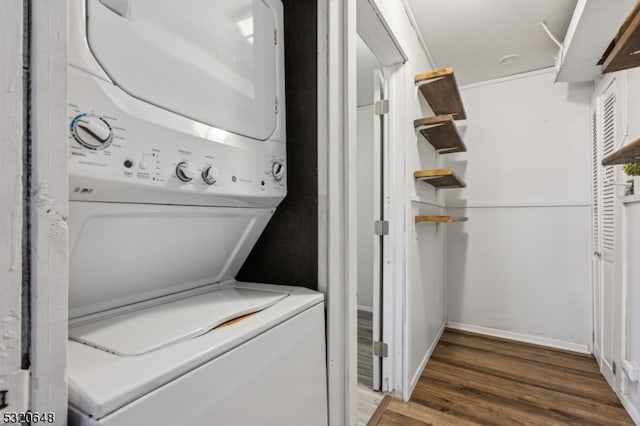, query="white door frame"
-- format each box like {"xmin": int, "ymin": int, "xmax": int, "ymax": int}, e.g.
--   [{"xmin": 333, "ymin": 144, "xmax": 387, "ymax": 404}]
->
[
  {"xmin": 371, "ymin": 68, "xmax": 384, "ymax": 391},
  {"xmin": 317, "ymin": 0, "xmax": 356, "ymax": 424},
  {"xmin": 30, "ymin": 1, "xmax": 70, "ymax": 421},
  {"xmin": 319, "ymin": 0, "xmax": 405, "ymax": 423},
  {"xmin": 356, "ymin": 2, "xmax": 407, "ymax": 400}
]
